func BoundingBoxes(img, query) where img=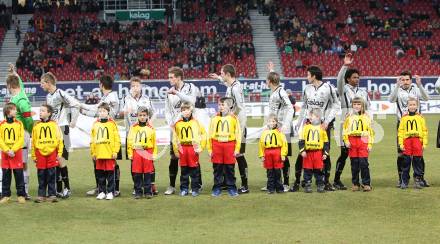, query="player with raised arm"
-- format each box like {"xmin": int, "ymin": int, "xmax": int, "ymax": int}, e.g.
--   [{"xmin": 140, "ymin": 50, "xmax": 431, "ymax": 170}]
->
[
  {"xmin": 40, "ymin": 72, "xmax": 81, "ymax": 198},
  {"xmin": 291, "ymin": 66, "xmax": 341, "ymax": 192},
  {"xmin": 120, "ymin": 77, "xmax": 156, "ymax": 195},
  {"xmin": 164, "ymin": 67, "xmax": 199, "ymax": 195},
  {"xmin": 80, "ymin": 75, "xmax": 122, "ymax": 197},
  {"xmin": 333, "ymin": 54, "xmax": 370, "ymax": 190},
  {"xmin": 389, "ymin": 71, "xmax": 430, "ymax": 187},
  {"xmin": 264, "ymin": 62, "xmax": 295, "ymax": 192},
  {"xmin": 436, "ymin": 79, "xmax": 440, "ymax": 150},
  {"xmin": 209, "ymin": 64, "xmax": 250, "ymax": 194},
  {"xmin": 5, "ymin": 64, "xmax": 34, "ymax": 200}
]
